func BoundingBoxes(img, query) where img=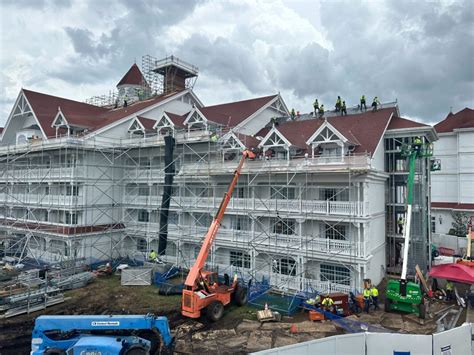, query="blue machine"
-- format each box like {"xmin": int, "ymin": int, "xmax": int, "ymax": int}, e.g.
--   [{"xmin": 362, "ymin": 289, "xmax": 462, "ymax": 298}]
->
[{"xmin": 31, "ymin": 314, "xmax": 174, "ymax": 354}]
